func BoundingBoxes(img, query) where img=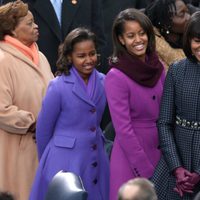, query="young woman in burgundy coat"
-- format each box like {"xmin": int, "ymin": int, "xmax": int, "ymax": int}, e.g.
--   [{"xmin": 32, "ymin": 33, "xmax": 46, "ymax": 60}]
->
[{"xmin": 105, "ymin": 8, "xmax": 165, "ymax": 200}]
